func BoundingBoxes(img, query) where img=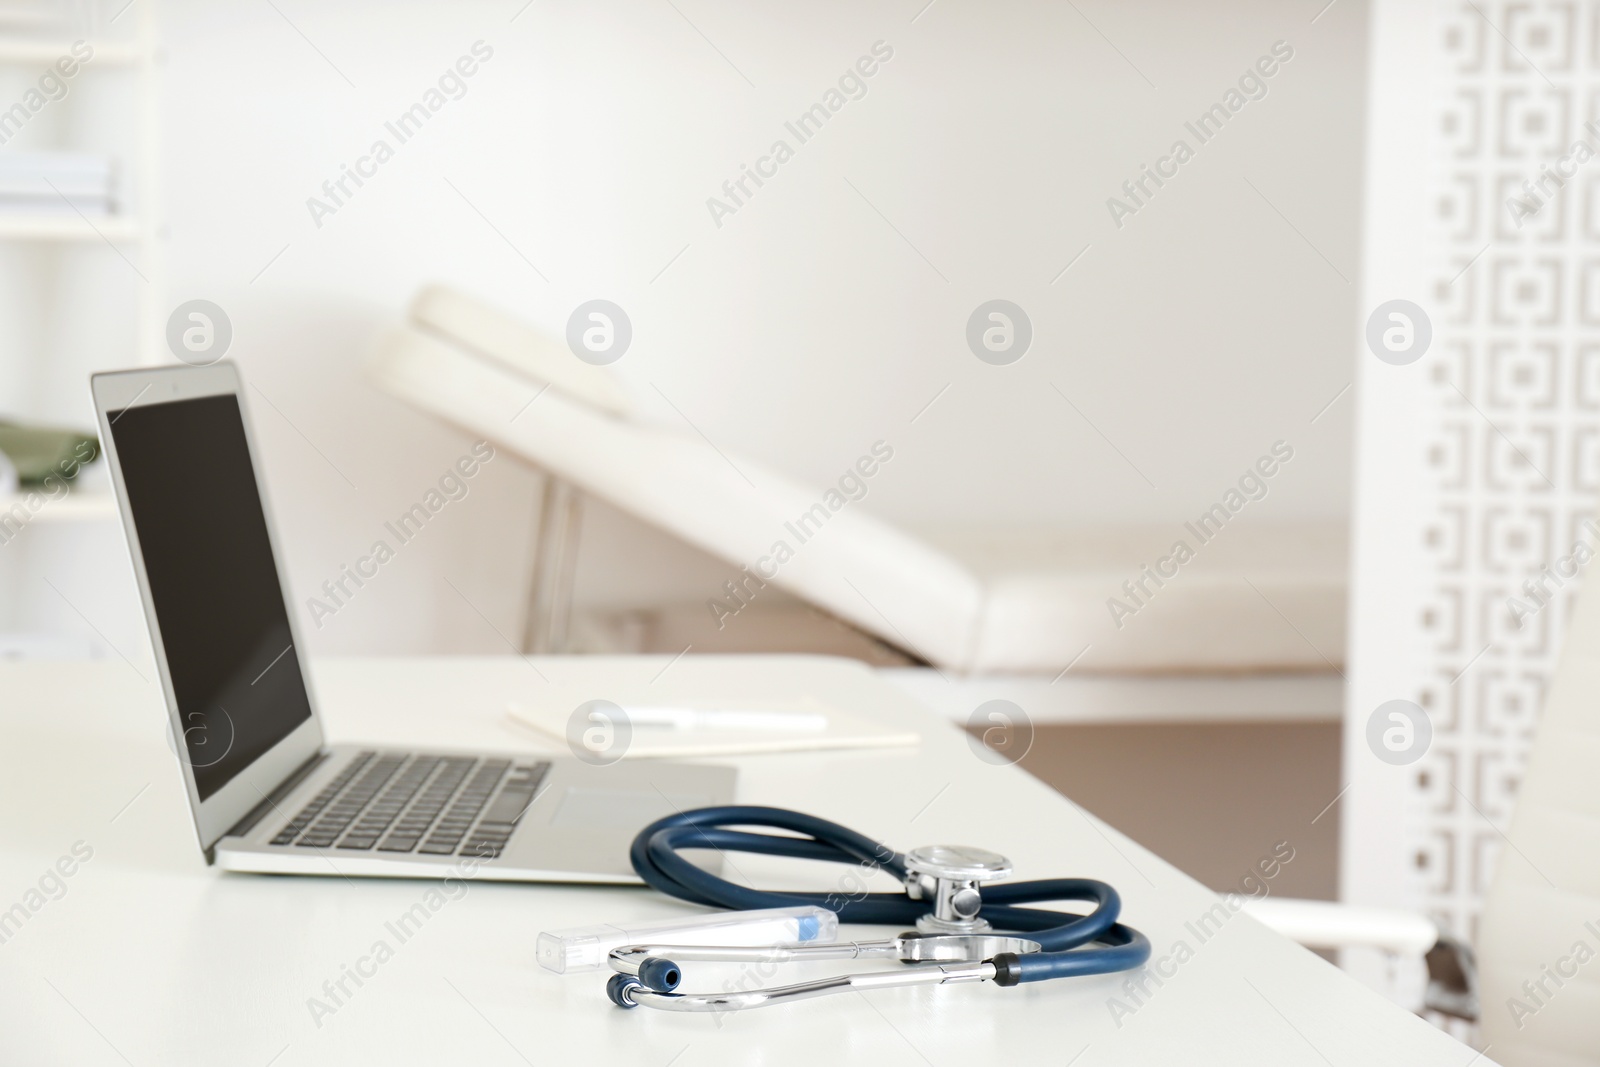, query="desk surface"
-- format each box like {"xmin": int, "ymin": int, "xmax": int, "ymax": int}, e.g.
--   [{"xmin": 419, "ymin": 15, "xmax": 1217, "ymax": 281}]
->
[{"xmin": 0, "ymin": 654, "xmax": 1478, "ymax": 1066}]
